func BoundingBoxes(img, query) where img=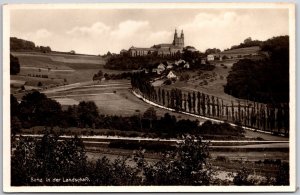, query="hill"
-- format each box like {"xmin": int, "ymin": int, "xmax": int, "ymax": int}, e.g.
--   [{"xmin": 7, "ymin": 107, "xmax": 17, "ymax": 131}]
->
[
  {"xmin": 216, "ymin": 46, "xmax": 265, "ymax": 61},
  {"xmin": 10, "ymin": 51, "xmax": 107, "ymax": 93},
  {"xmin": 224, "ymin": 36, "xmax": 289, "ymax": 104},
  {"xmin": 221, "ymin": 46, "xmax": 260, "ymax": 55},
  {"xmin": 10, "ymin": 37, "xmax": 51, "ymax": 53}
]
